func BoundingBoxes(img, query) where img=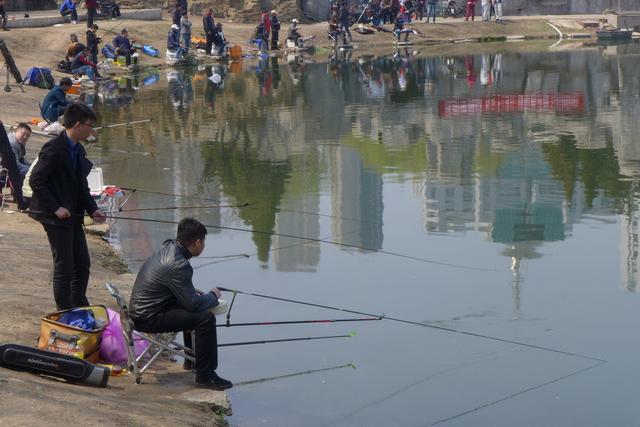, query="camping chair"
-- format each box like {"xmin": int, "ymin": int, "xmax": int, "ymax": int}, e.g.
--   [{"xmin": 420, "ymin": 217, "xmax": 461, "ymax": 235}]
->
[
  {"xmin": 105, "ymin": 283, "xmax": 195, "ymax": 384},
  {"xmin": 0, "ymin": 166, "xmax": 11, "ymax": 210}
]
